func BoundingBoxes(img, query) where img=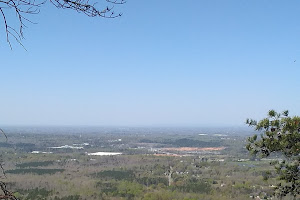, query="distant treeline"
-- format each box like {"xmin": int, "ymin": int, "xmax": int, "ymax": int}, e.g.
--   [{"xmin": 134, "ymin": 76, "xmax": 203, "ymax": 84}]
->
[
  {"xmin": 16, "ymin": 161, "xmax": 54, "ymax": 168},
  {"xmin": 53, "ymin": 195, "xmax": 80, "ymax": 200},
  {"xmin": 6, "ymin": 168, "xmax": 64, "ymax": 175},
  {"xmin": 140, "ymin": 138, "xmax": 221, "ymax": 147},
  {"xmin": 93, "ymin": 170, "xmax": 135, "ymax": 181},
  {"xmin": 0, "ymin": 142, "xmax": 36, "ymax": 151},
  {"xmin": 94, "ymin": 170, "xmax": 168, "ymax": 186}
]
